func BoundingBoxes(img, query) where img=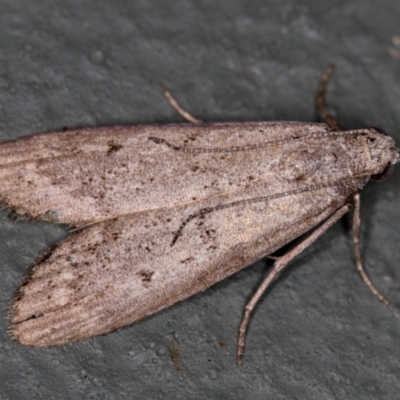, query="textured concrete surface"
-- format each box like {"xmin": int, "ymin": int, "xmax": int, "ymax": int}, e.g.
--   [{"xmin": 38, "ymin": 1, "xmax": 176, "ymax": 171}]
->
[{"xmin": 1, "ymin": 1, "xmax": 400, "ymax": 399}]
